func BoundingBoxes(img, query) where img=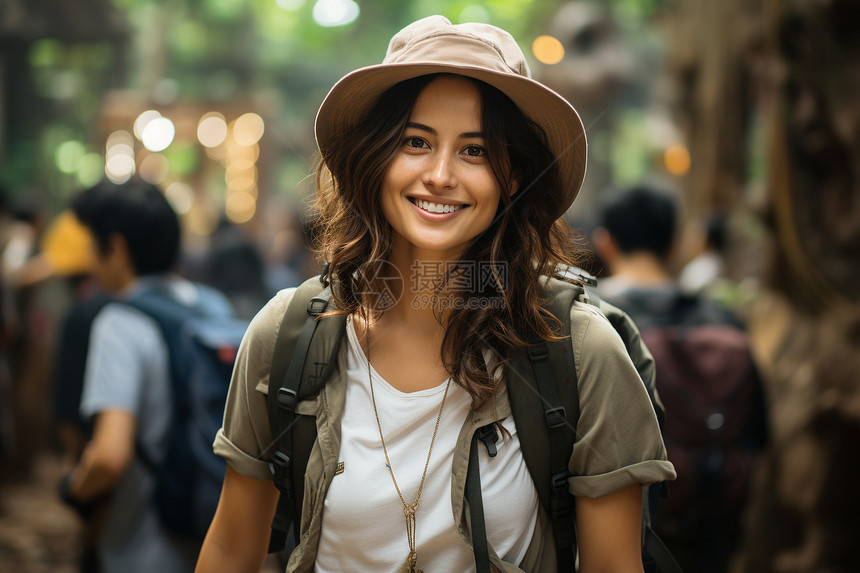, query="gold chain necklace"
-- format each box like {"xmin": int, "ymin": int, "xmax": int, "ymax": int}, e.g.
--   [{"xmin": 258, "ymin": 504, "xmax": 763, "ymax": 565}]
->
[{"xmin": 366, "ymin": 327, "xmax": 452, "ymax": 573}]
